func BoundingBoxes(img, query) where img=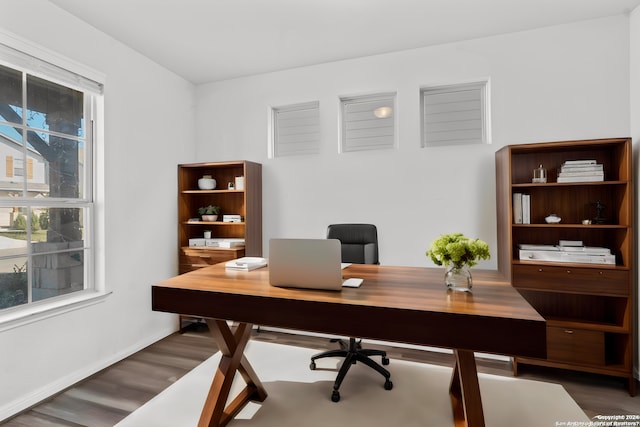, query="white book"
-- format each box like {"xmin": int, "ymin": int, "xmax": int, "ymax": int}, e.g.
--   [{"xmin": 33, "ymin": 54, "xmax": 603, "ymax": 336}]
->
[
  {"xmin": 513, "ymin": 193, "xmax": 523, "ymax": 224},
  {"xmin": 557, "ymin": 175, "xmax": 604, "ymax": 183},
  {"xmin": 518, "ymin": 244, "xmax": 559, "ymax": 251},
  {"xmin": 560, "ymin": 164, "xmax": 603, "ymax": 172},
  {"xmin": 522, "ymin": 194, "xmax": 530, "ymax": 224},
  {"xmin": 558, "ymin": 246, "xmax": 611, "ymax": 255},
  {"xmin": 225, "ymin": 257, "xmax": 267, "ymax": 271},
  {"xmin": 558, "ymin": 170, "xmax": 604, "ymax": 177},
  {"xmin": 563, "ymin": 159, "xmax": 597, "ymax": 166},
  {"xmin": 558, "ymin": 240, "xmax": 583, "ymax": 247}
]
